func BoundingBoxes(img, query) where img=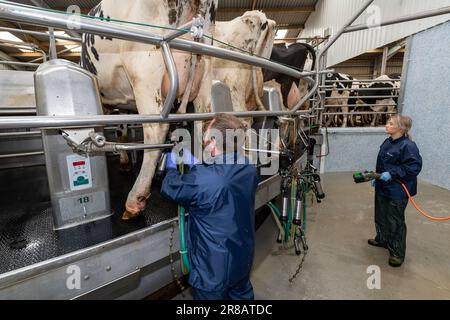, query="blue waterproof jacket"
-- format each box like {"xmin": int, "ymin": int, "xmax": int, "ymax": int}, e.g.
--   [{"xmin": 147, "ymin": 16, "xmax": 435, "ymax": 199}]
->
[
  {"xmin": 375, "ymin": 136, "xmax": 422, "ymax": 200},
  {"xmin": 161, "ymin": 153, "xmax": 259, "ymax": 291}
]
